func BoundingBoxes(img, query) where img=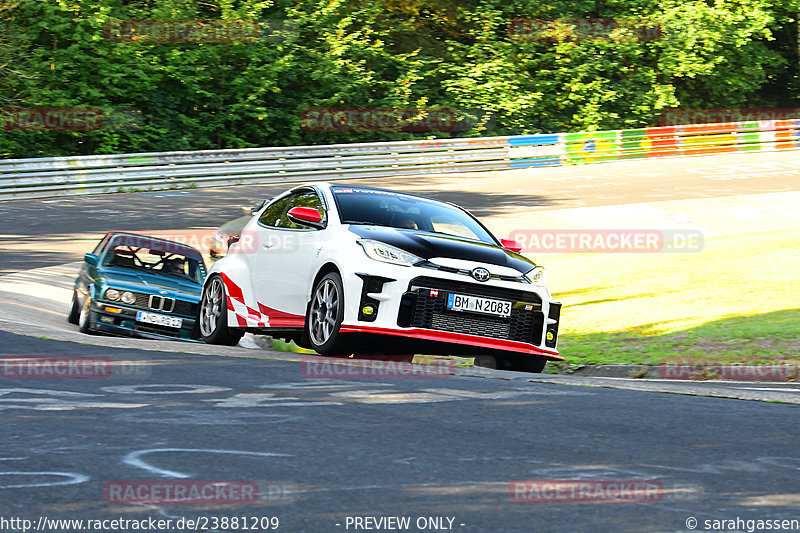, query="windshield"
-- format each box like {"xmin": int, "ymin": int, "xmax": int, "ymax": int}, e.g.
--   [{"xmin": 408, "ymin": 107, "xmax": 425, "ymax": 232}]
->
[
  {"xmin": 332, "ymin": 187, "xmax": 497, "ymax": 245},
  {"xmin": 101, "ymin": 235, "xmax": 206, "ymax": 284}
]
